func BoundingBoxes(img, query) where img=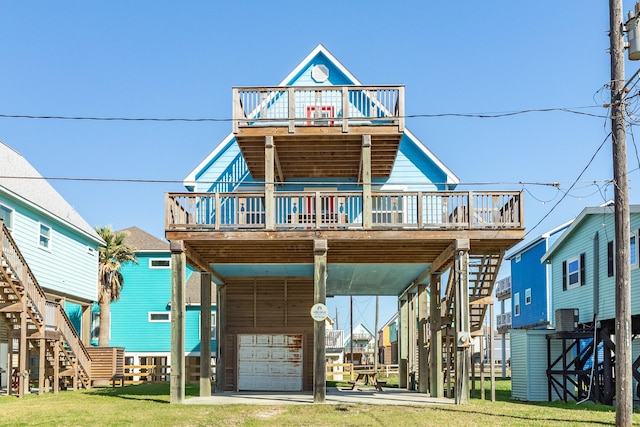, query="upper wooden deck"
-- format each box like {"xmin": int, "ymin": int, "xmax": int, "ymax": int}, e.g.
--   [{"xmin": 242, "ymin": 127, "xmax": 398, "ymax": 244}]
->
[{"xmin": 232, "ymin": 86, "xmax": 404, "ymax": 179}]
